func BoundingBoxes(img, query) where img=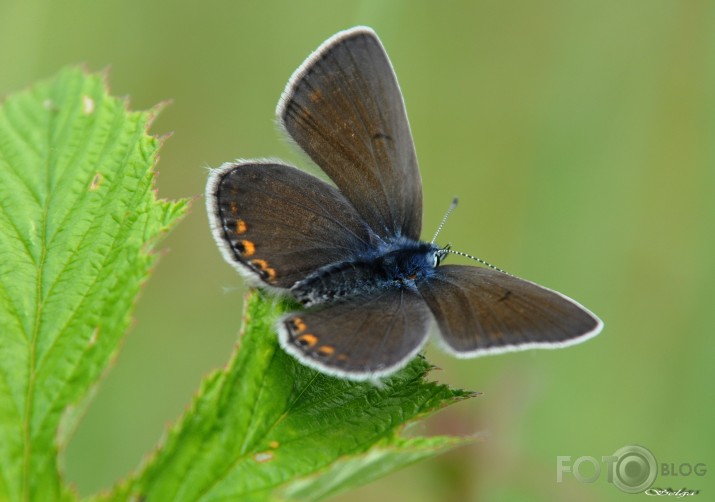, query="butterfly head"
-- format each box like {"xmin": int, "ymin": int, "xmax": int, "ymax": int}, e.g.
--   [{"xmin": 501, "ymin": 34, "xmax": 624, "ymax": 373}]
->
[{"xmin": 373, "ymin": 240, "xmax": 442, "ymax": 284}]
